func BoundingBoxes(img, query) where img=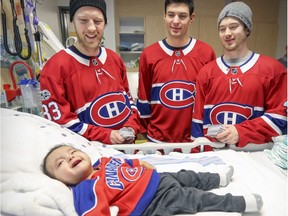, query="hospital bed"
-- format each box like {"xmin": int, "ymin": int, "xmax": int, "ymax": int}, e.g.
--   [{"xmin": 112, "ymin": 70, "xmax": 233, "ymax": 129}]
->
[{"xmin": 1, "ymin": 108, "xmax": 287, "ymax": 216}]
